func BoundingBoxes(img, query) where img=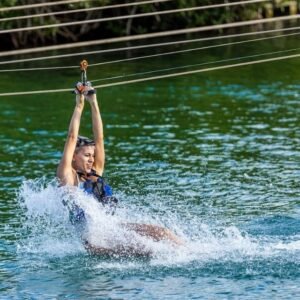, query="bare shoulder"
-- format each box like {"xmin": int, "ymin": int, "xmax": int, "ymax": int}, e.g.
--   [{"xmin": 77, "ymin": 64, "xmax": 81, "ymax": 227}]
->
[{"xmin": 56, "ymin": 166, "xmax": 77, "ymax": 186}]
